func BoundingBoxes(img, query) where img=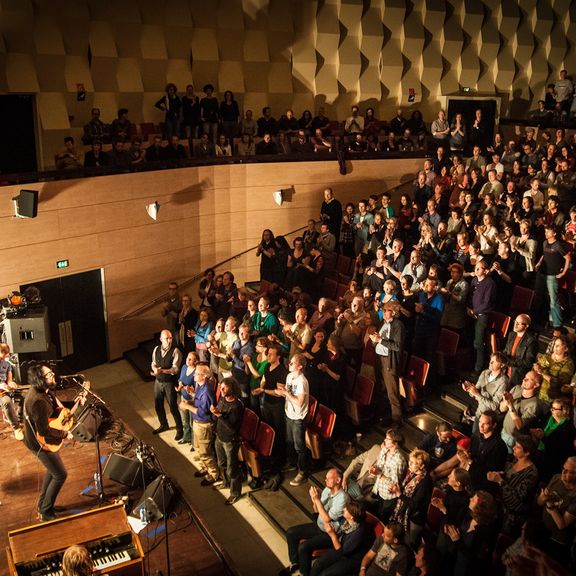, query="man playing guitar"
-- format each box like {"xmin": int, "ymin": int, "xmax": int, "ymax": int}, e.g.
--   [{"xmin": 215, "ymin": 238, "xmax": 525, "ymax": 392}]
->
[
  {"xmin": 0, "ymin": 343, "xmax": 24, "ymax": 441},
  {"xmin": 23, "ymin": 365, "xmax": 75, "ymax": 521}
]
